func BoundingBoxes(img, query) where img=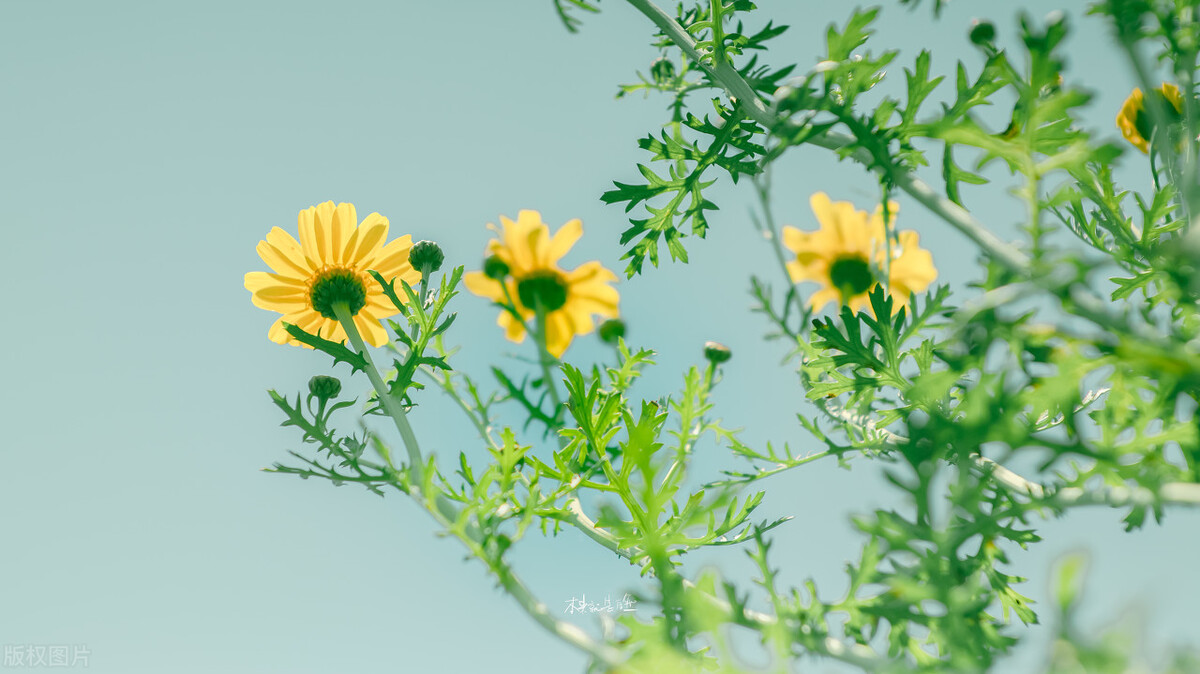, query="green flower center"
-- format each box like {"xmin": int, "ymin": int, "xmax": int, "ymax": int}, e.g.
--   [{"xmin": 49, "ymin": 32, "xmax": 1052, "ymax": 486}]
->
[
  {"xmin": 309, "ymin": 267, "xmax": 367, "ymax": 320},
  {"xmin": 829, "ymin": 255, "xmax": 875, "ymax": 299},
  {"xmin": 516, "ymin": 270, "xmax": 569, "ymax": 312}
]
